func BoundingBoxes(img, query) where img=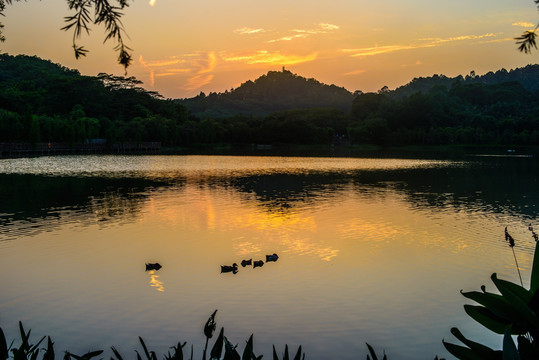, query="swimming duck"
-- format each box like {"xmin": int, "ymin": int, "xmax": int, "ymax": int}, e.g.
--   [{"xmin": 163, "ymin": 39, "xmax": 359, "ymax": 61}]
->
[
  {"xmin": 253, "ymin": 260, "xmax": 264, "ymax": 268},
  {"xmin": 266, "ymin": 253, "xmax": 279, "ymax": 262},
  {"xmin": 241, "ymin": 259, "xmax": 252, "ymax": 267},
  {"xmin": 221, "ymin": 263, "xmax": 238, "ymax": 274},
  {"xmin": 145, "ymin": 263, "xmax": 162, "ymax": 271}
]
